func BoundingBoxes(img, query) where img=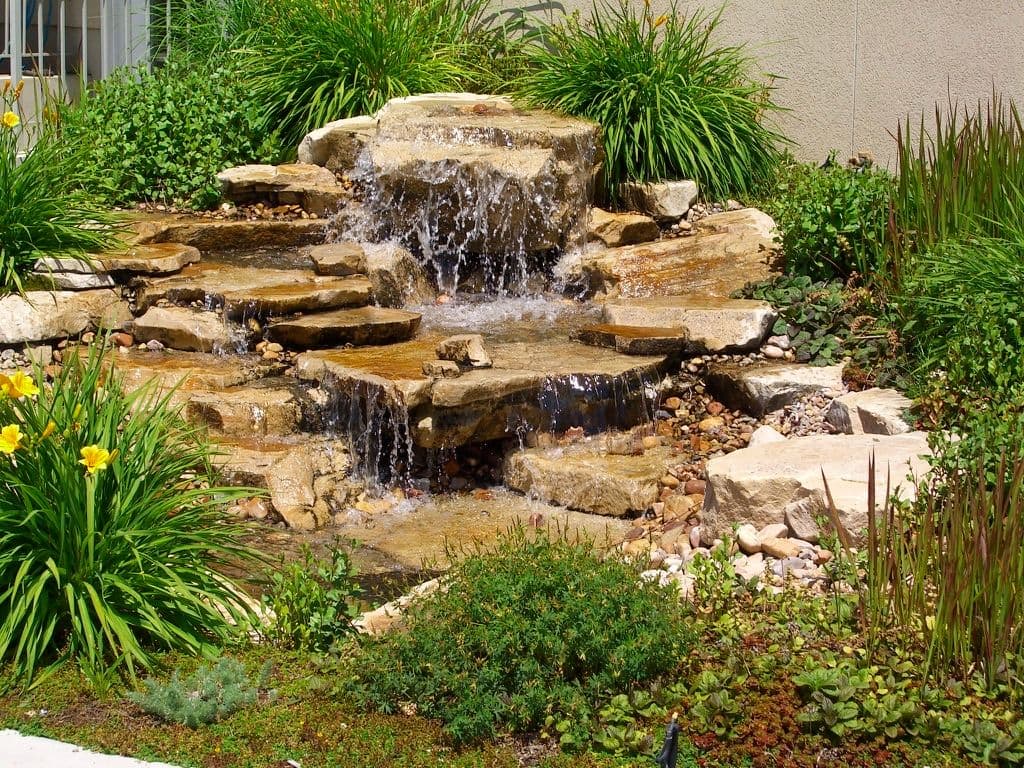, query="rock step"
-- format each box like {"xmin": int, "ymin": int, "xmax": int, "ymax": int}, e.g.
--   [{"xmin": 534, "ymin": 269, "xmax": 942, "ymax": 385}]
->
[
  {"xmin": 602, "ymin": 294, "xmax": 775, "ymax": 354},
  {"xmin": 131, "ymin": 306, "xmax": 235, "ymax": 353},
  {"xmin": 106, "ymin": 348, "xmax": 284, "ymax": 395},
  {"xmin": 267, "ymin": 306, "xmax": 422, "ymax": 349},
  {"xmin": 217, "ymin": 163, "xmax": 351, "ymax": 217},
  {"xmin": 132, "ymin": 216, "xmax": 327, "ymax": 251},
  {"xmin": 565, "ymin": 208, "xmax": 777, "ymax": 299},
  {"xmin": 139, "ymin": 263, "xmax": 372, "ymax": 318},
  {"xmin": 572, "ymin": 323, "xmax": 689, "ymax": 355},
  {"xmin": 294, "ymin": 336, "xmax": 669, "ymax": 449},
  {"xmin": 707, "ymin": 362, "xmax": 845, "ymax": 417},
  {"xmin": 504, "ymin": 436, "xmax": 676, "ymax": 517}
]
